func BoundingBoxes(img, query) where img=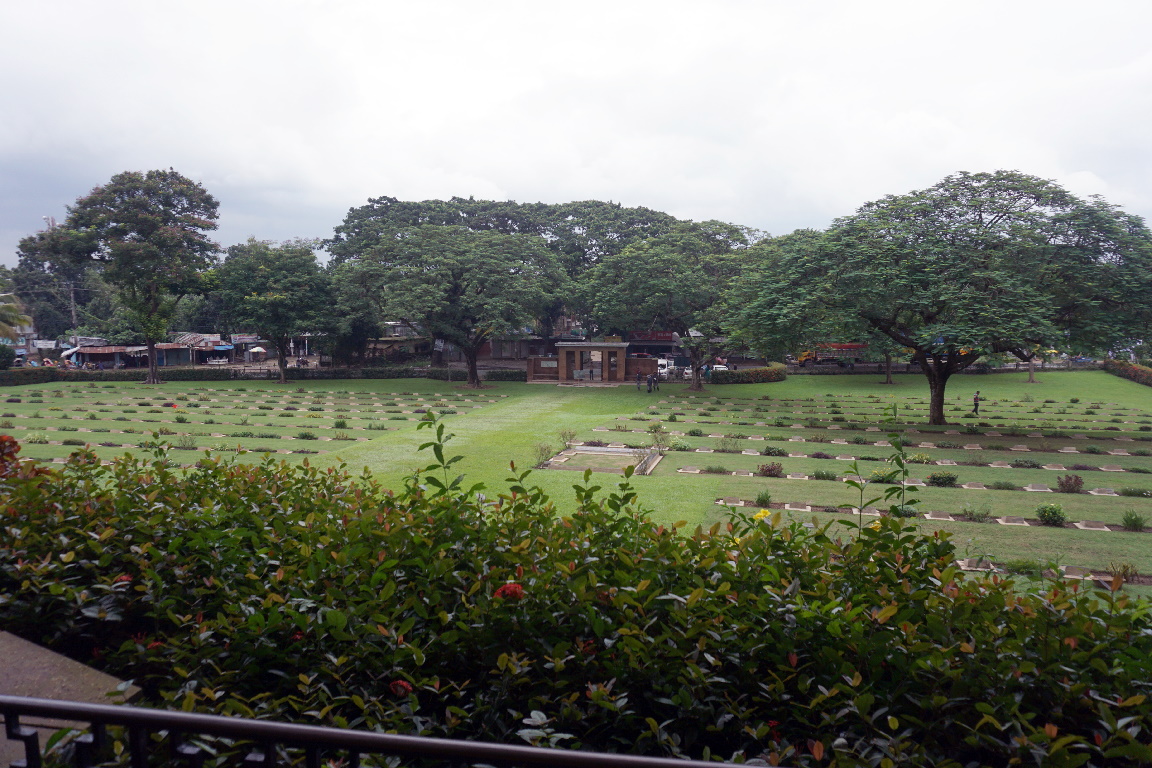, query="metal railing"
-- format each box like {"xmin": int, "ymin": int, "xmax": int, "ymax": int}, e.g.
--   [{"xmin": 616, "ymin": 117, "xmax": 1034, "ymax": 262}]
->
[{"xmin": 1, "ymin": 695, "xmax": 730, "ymax": 768}]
